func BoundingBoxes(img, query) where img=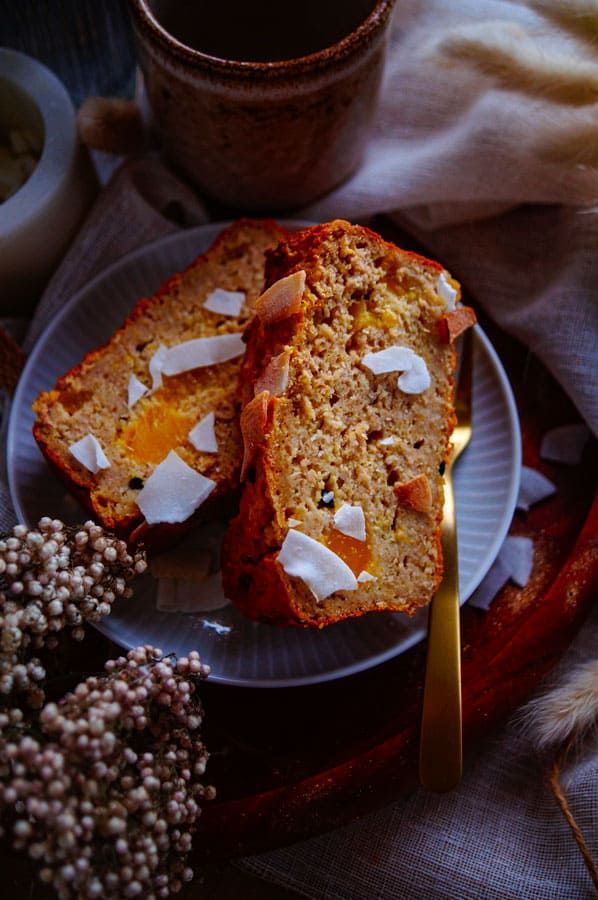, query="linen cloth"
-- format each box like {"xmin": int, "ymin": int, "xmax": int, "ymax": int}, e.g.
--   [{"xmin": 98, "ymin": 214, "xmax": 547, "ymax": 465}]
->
[{"xmin": 0, "ymin": 0, "xmax": 597, "ymax": 897}]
